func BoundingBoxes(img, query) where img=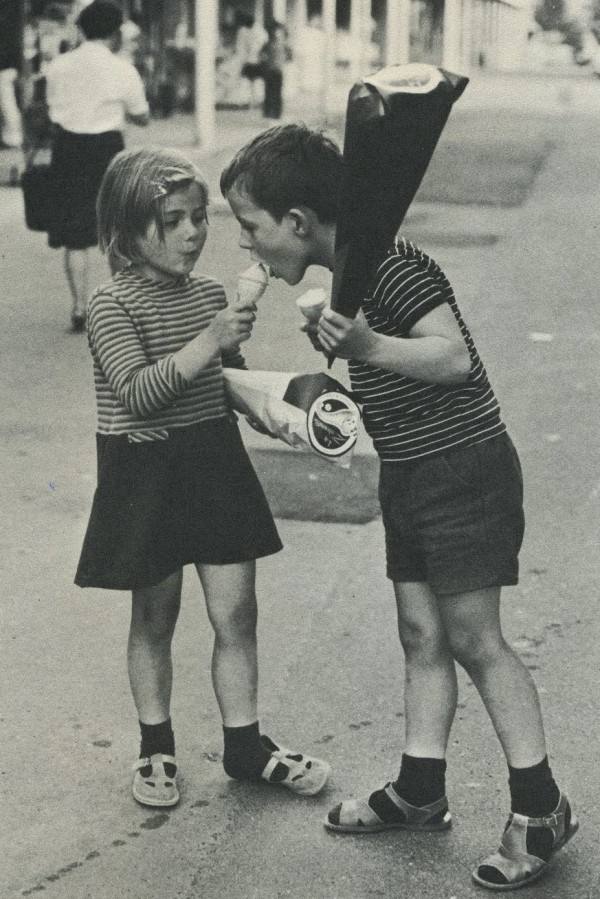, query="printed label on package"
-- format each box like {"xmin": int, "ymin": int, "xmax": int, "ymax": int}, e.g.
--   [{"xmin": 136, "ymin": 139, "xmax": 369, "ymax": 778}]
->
[{"xmin": 307, "ymin": 391, "xmax": 361, "ymax": 458}]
